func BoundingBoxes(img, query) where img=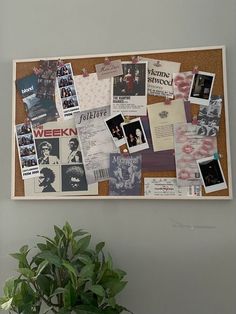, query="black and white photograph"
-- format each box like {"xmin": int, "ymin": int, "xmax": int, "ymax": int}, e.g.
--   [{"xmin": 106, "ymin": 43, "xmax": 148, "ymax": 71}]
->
[
  {"xmin": 56, "ymin": 63, "xmax": 80, "ymax": 119},
  {"xmin": 111, "ymin": 61, "xmax": 148, "ymax": 116},
  {"xmin": 197, "ymin": 156, "xmax": 227, "ymax": 193},
  {"xmin": 35, "ymin": 165, "xmax": 60, "ymax": 193},
  {"xmin": 121, "ymin": 117, "xmax": 149, "ymax": 154},
  {"xmin": 35, "ymin": 138, "xmax": 60, "ymax": 165},
  {"xmin": 196, "ymin": 96, "xmax": 222, "ymax": 136},
  {"xmin": 61, "ymin": 164, "xmax": 88, "ymax": 192},
  {"xmin": 60, "ymin": 137, "xmax": 83, "ymax": 164},
  {"xmin": 15, "ymin": 123, "xmax": 40, "ymax": 180},
  {"xmin": 104, "ymin": 112, "xmax": 126, "ymax": 147},
  {"xmin": 189, "ymin": 71, "xmax": 215, "ymax": 106}
]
